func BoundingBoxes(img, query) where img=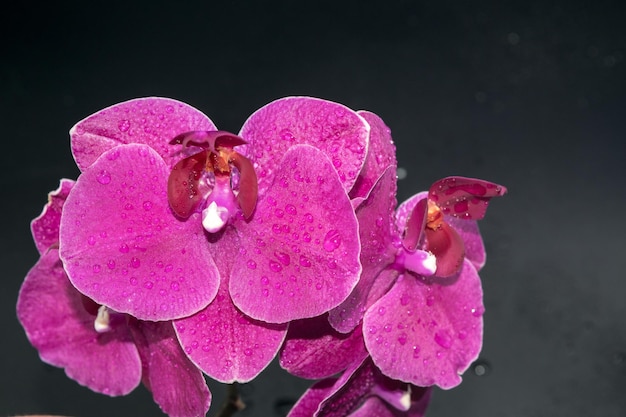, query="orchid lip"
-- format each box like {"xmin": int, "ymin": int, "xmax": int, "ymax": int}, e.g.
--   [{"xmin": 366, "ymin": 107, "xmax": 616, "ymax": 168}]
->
[{"xmin": 167, "ymin": 130, "xmax": 258, "ymax": 230}]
